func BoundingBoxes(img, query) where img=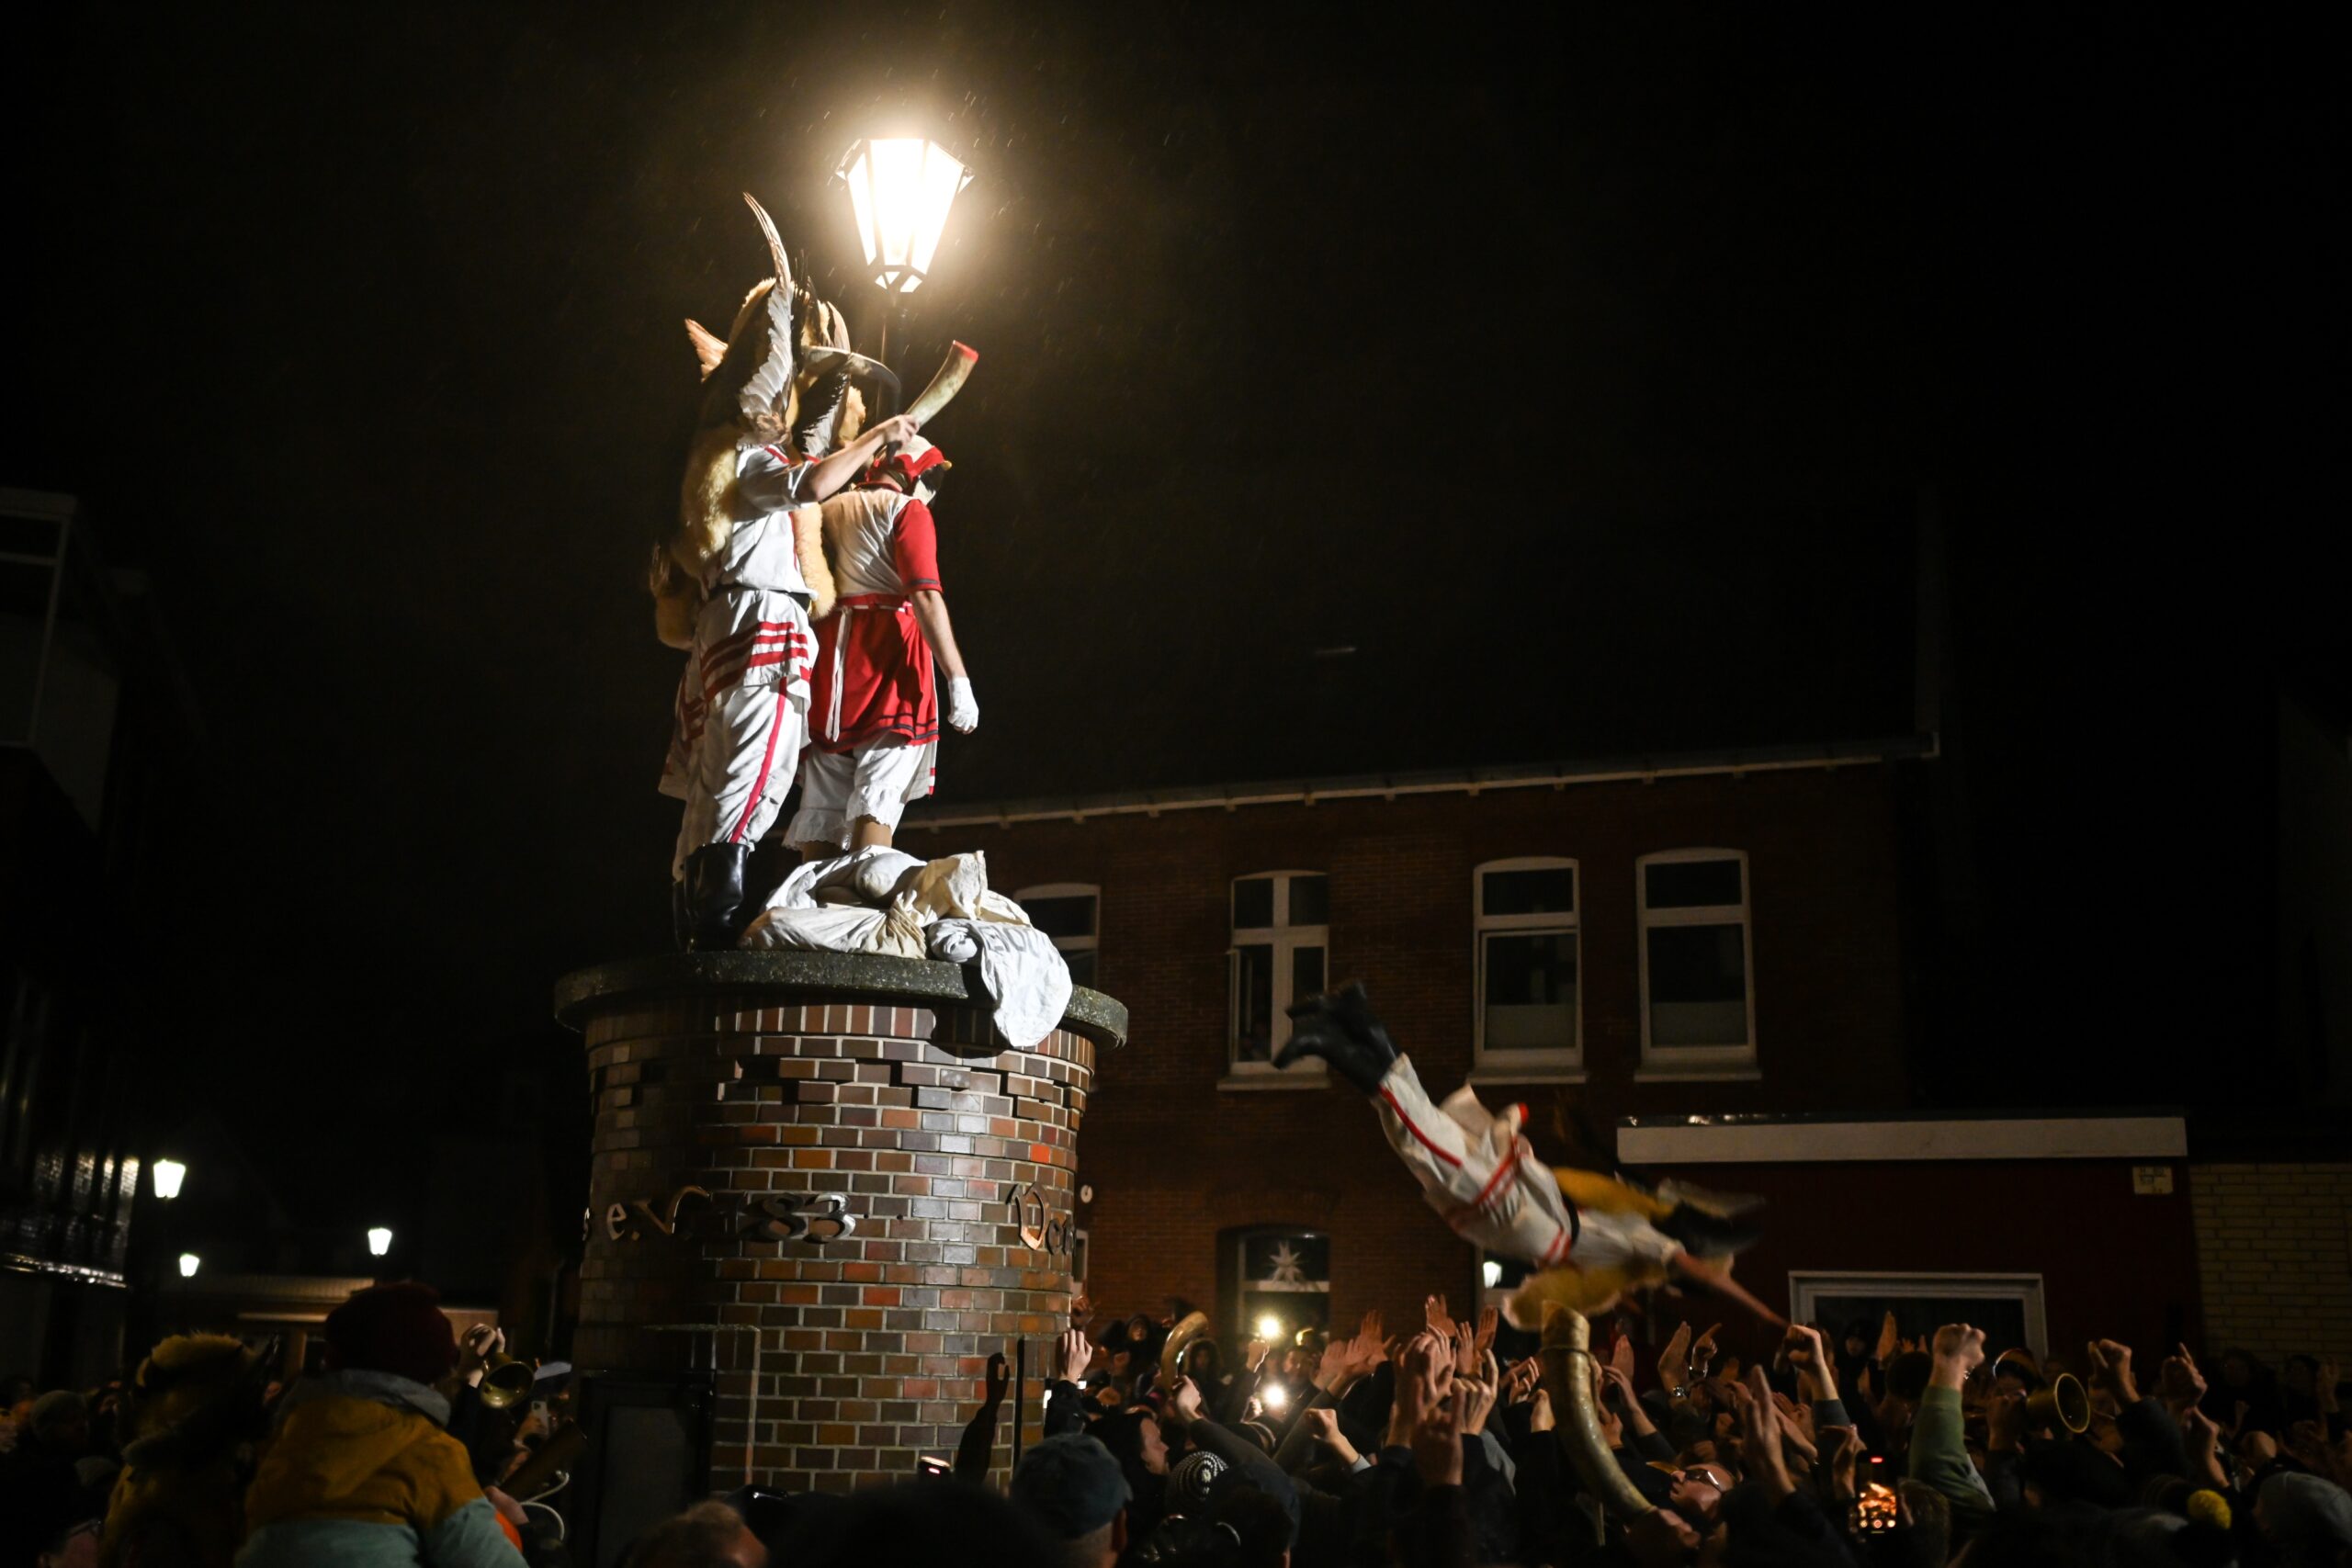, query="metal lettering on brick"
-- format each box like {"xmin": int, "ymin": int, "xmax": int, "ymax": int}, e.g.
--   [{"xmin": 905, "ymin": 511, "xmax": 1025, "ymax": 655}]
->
[
  {"xmin": 604, "ymin": 1185, "xmax": 859, "ymax": 1245},
  {"xmin": 1007, "ymin": 1182, "xmax": 1076, "ymax": 1257}
]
